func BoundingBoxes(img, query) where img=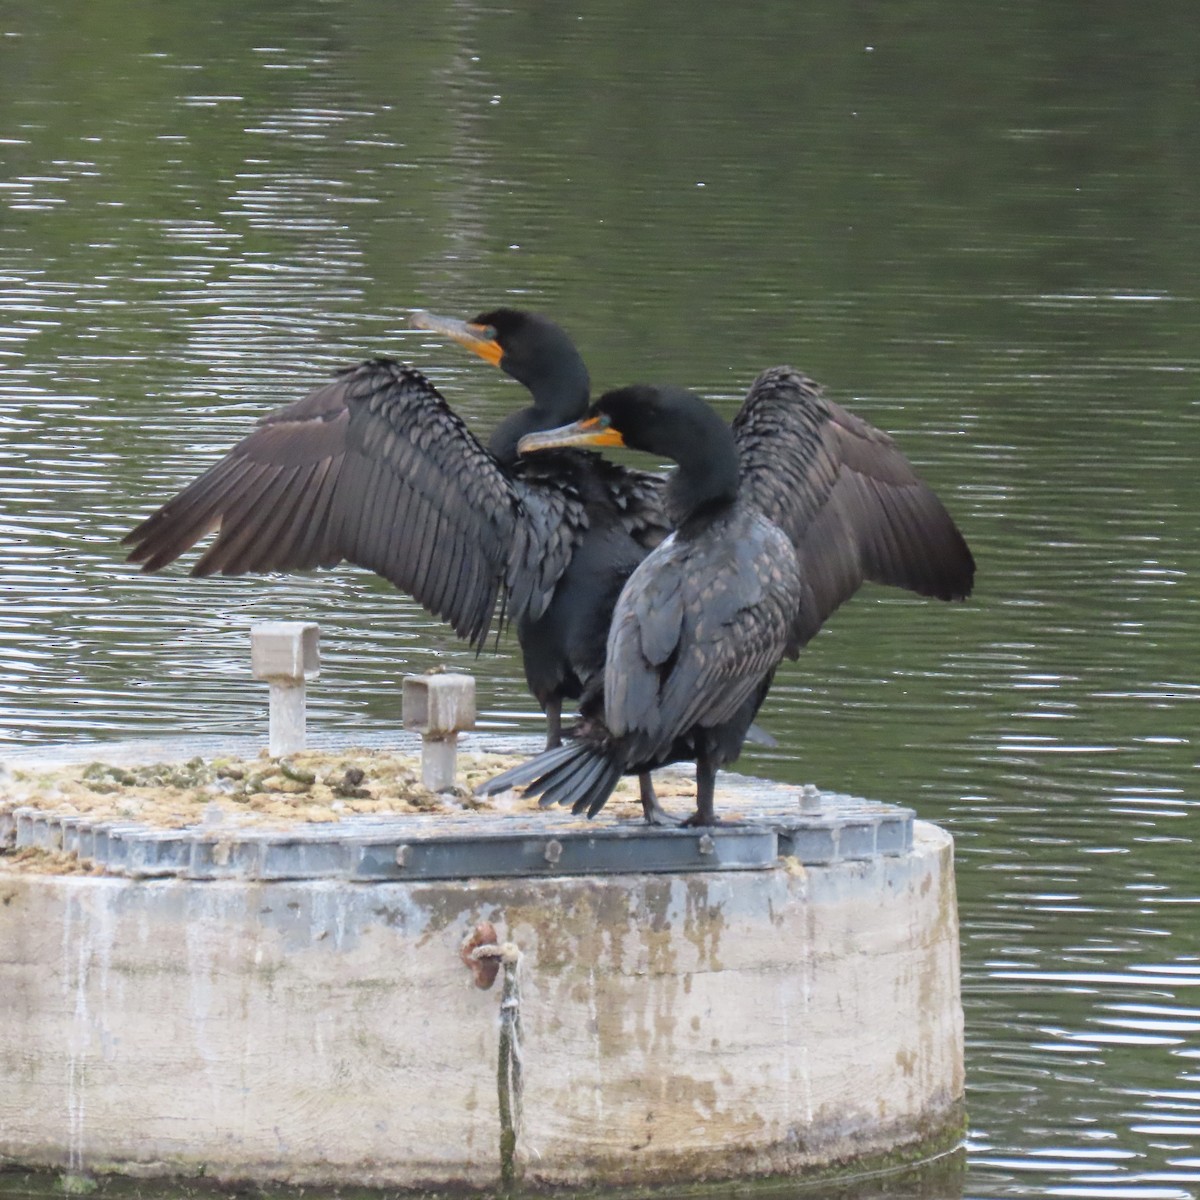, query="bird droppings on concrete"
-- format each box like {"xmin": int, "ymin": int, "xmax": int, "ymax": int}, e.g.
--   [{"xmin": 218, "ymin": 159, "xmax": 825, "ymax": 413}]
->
[
  {"xmin": 0, "ymin": 748, "xmax": 707, "ymax": 852},
  {"xmin": 2, "ymin": 845, "xmax": 105, "ymax": 876}
]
